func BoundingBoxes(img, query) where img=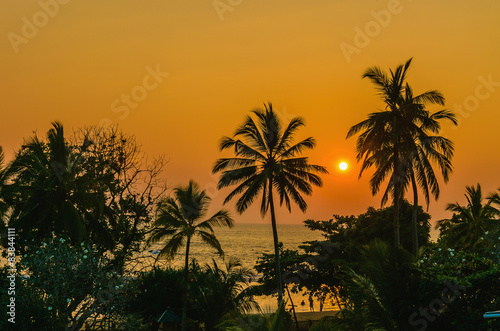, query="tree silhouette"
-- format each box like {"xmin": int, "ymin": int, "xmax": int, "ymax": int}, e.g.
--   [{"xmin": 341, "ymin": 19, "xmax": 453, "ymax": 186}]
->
[
  {"xmin": 347, "ymin": 58, "xmax": 456, "ymax": 252},
  {"xmin": 1, "ymin": 123, "xmax": 168, "ymax": 269},
  {"xmin": 147, "ymin": 180, "xmax": 234, "ymax": 330},
  {"xmin": 437, "ymin": 184, "xmax": 500, "ymax": 250},
  {"xmin": 213, "ymin": 103, "xmax": 328, "ymax": 304},
  {"xmin": 2, "ymin": 122, "xmax": 102, "ymax": 246}
]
